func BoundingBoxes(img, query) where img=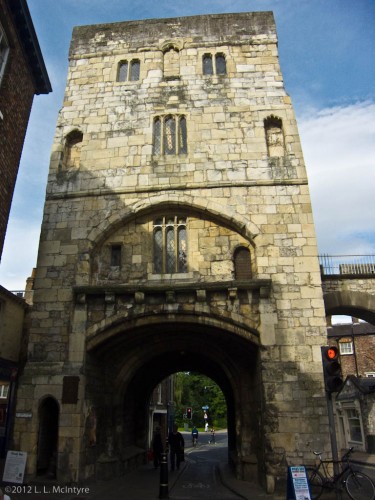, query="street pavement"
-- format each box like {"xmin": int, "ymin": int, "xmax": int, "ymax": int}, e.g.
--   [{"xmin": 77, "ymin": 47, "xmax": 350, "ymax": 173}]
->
[{"xmin": 5, "ymin": 430, "xmax": 375, "ymax": 500}]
